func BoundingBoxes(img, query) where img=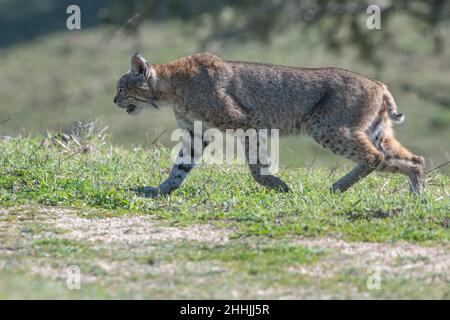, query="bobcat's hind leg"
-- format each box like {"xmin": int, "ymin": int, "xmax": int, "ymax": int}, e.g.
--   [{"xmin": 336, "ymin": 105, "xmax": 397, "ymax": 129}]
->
[
  {"xmin": 331, "ymin": 163, "xmax": 376, "ymax": 193},
  {"xmin": 306, "ymin": 106, "xmax": 385, "ymax": 193},
  {"xmin": 329, "ymin": 130, "xmax": 385, "ymax": 193},
  {"xmin": 377, "ymin": 137, "xmax": 425, "ymax": 194}
]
